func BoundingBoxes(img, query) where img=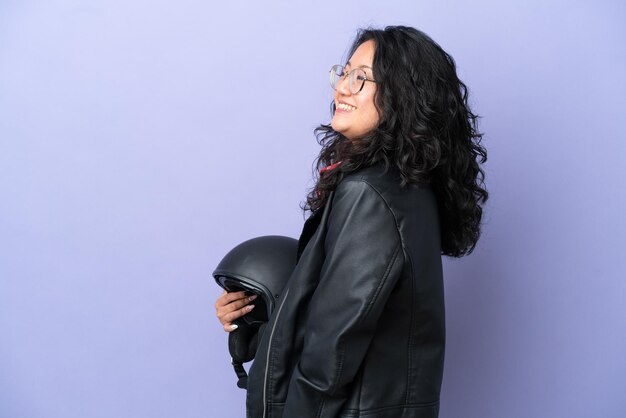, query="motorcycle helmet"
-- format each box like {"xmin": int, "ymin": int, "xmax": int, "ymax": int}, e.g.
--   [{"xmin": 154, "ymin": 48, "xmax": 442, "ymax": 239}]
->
[{"xmin": 213, "ymin": 235, "xmax": 298, "ymax": 389}]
